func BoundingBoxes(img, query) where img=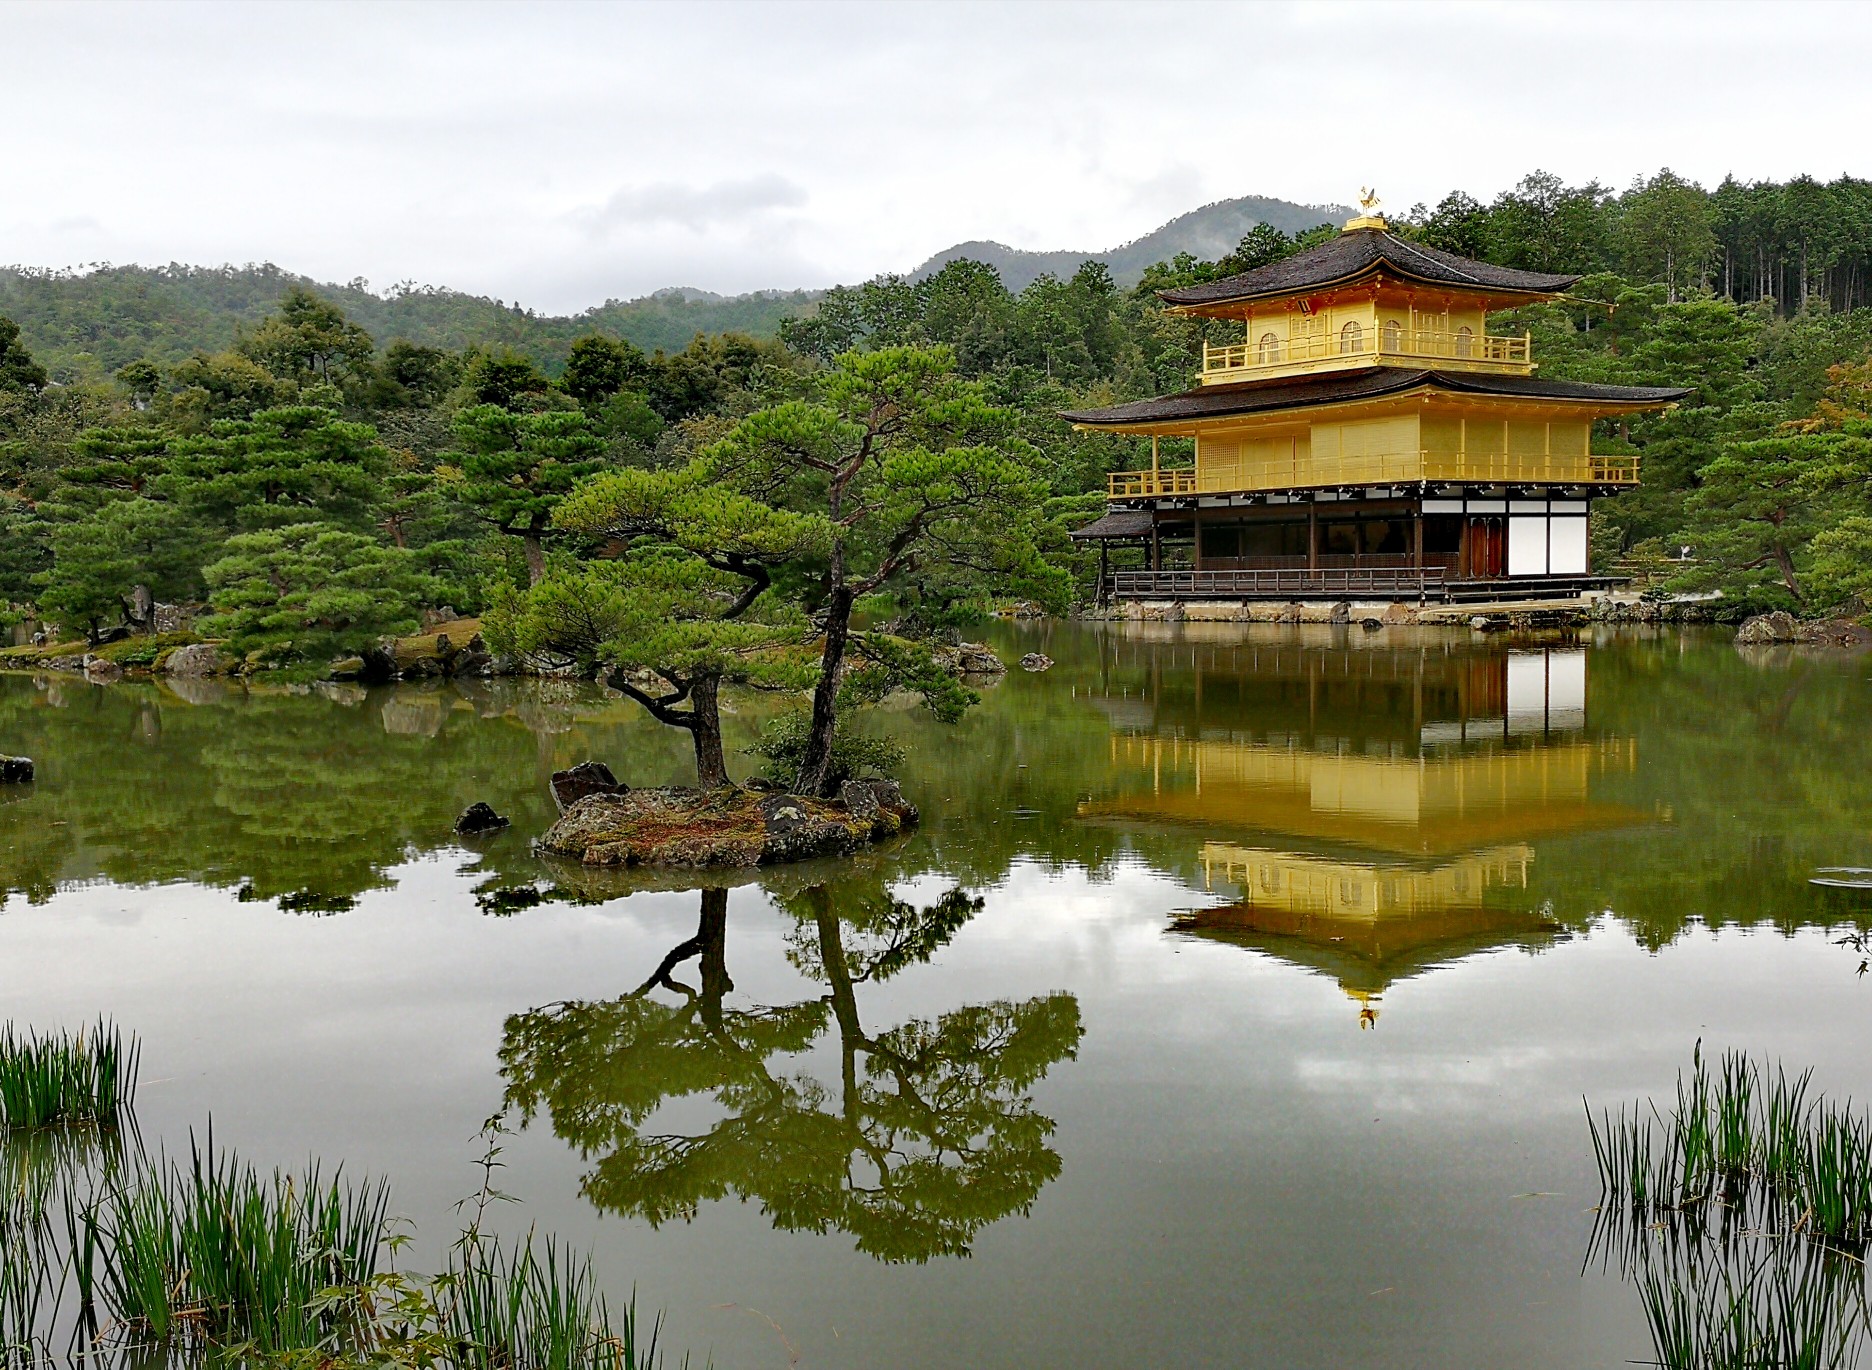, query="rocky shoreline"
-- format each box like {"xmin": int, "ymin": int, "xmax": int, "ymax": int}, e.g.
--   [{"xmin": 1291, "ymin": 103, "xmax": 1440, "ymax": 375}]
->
[
  {"xmin": 1732, "ymin": 610, "xmax": 1872, "ymax": 648},
  {"xmin": 1084, "ymin": 594, "xmax": 1724, "ymax": 629},
  {"xmin": 0, "ymin": 619, "xmax": 1020, "ymax": 687}
]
